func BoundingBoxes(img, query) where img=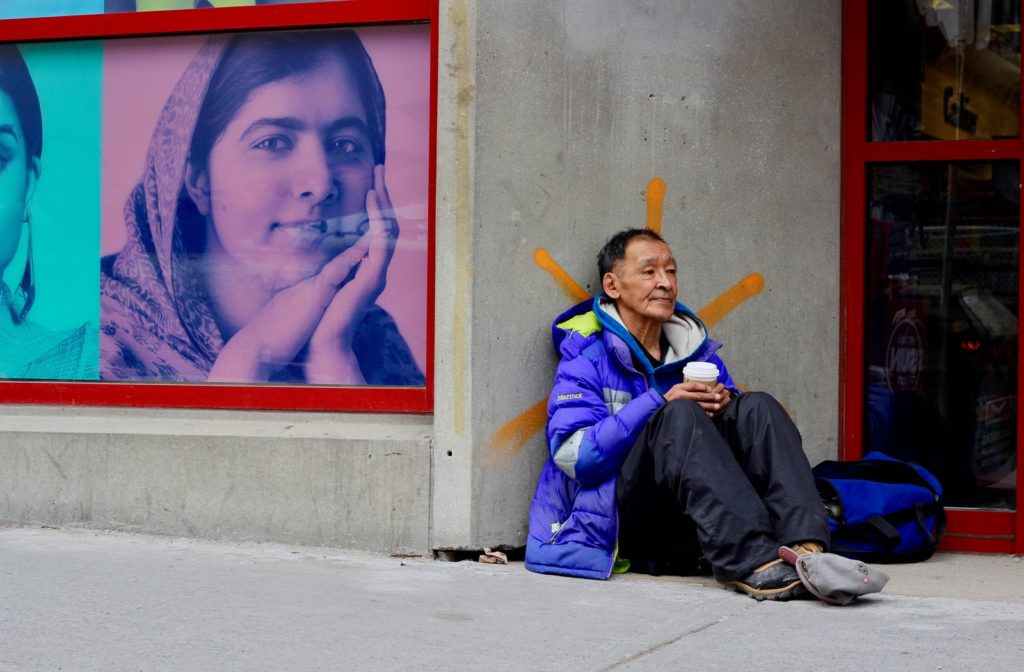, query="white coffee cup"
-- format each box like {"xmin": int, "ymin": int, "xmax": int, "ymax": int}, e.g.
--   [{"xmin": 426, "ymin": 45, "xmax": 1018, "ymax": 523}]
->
[{"xmin": 682, "ymin": 361, "xmax": 719, "ymax": 385}]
